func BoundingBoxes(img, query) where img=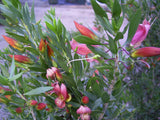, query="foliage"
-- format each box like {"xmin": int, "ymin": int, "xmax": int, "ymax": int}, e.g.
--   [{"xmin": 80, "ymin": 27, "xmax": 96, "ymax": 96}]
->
[
  {"xmin": 0, "ymin": 0, "xmax": 159, "ymax": 120},
  {"xmin": 124, "ymin": 0, "xmax": 160, "ymax": 119}
]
